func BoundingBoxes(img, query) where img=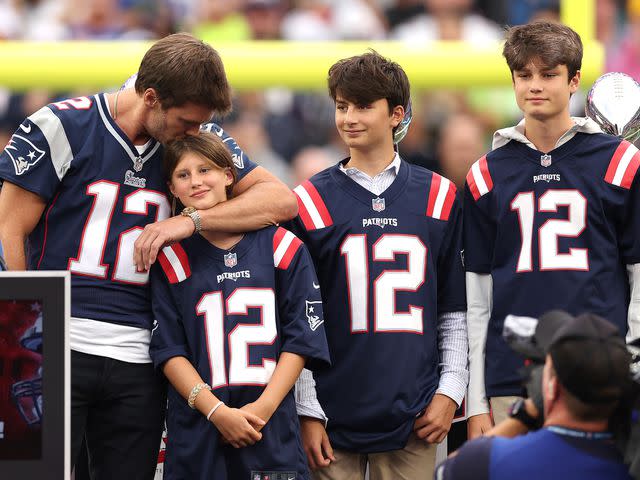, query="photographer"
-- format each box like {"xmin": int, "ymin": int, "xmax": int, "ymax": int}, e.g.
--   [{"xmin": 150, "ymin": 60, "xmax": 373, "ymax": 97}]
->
[{"xmin": 435, "ymin": 311, "xmax": 633, "ymax": 480}]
